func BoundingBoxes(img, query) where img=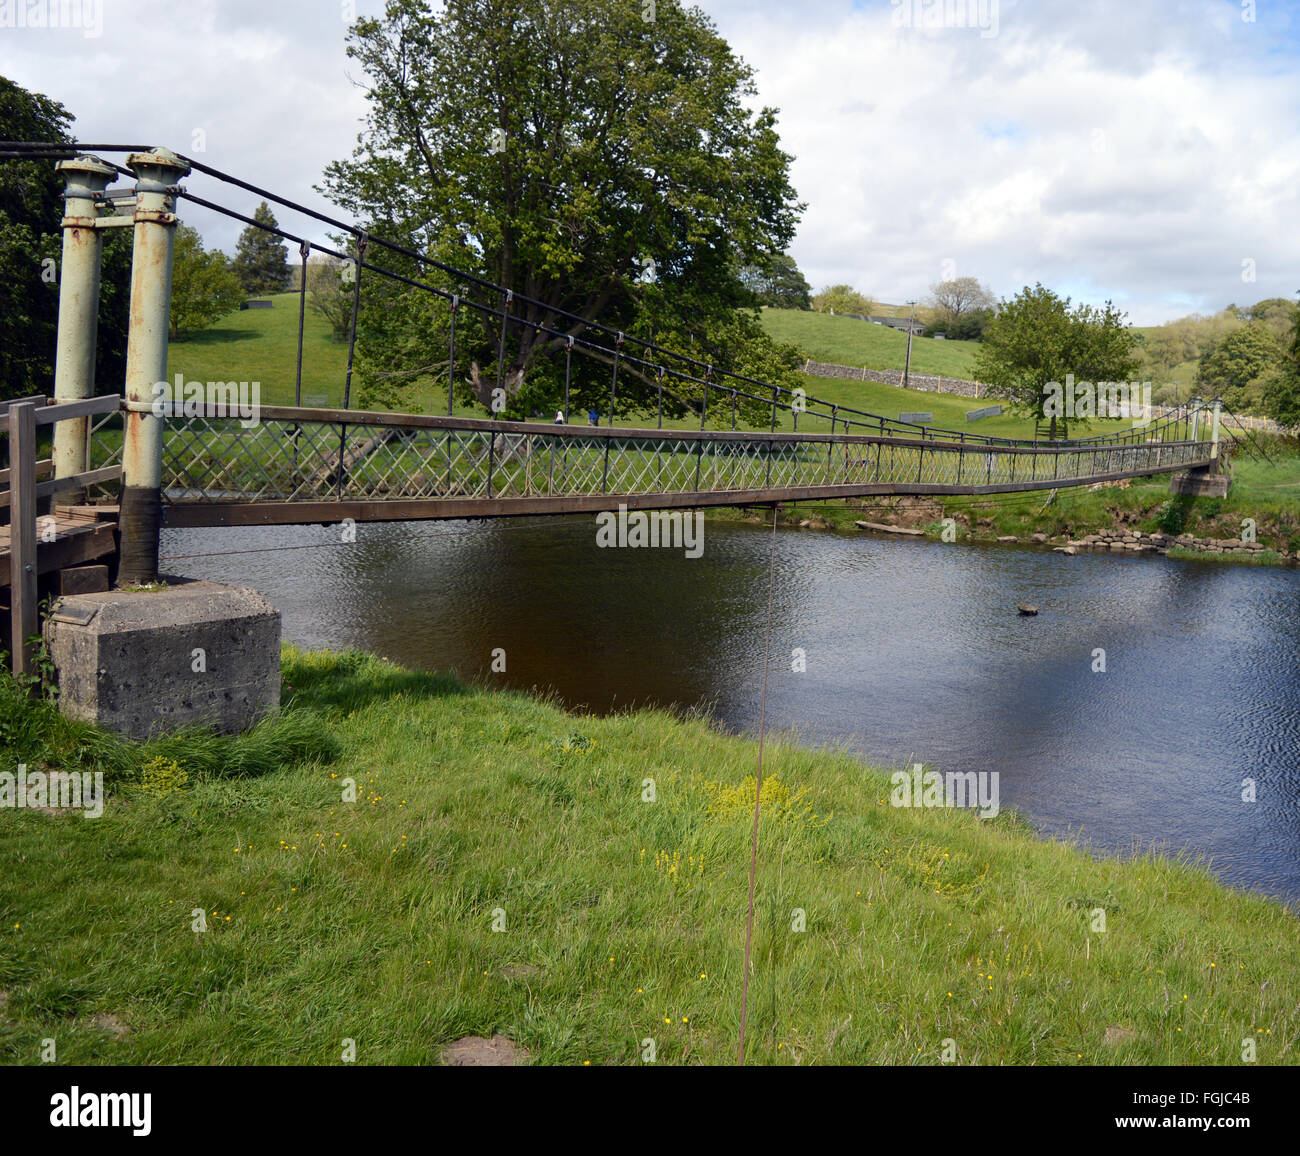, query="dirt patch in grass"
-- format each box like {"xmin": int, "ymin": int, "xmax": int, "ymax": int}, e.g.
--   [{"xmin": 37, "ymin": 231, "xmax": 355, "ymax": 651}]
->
[
  {"xmin": 442, "ymin": 1034, "xmax": 529, "ymax": 1066},
  {"xmin": 91, "ymin": 1012, "xmax": 129, "ymax": 1037}
]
